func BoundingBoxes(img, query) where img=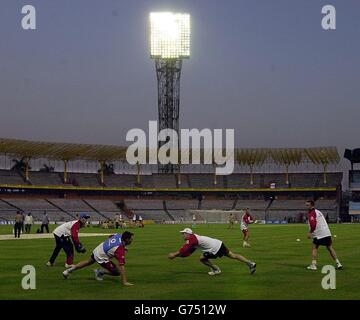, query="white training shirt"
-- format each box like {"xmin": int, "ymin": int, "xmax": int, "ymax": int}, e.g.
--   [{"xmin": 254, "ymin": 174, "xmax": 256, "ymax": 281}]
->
[
  {"xmin": 93, "ymin": 243, "xmax": 113, "ymax": 263},
  {"xmin": 310, "ymin": 209, "xmax": 332, "ymax": 239},
  {"xmin": 24, "ymin": 215, "xmax": 33, "ymax": 224},
  {"xmin": 92, "ymin": 234, "xmax": 124, "ymax": 264},
  {"xmin": 53, "ymin": 220, "xmax": 78, "ymax": 238},
  {"xmin": 194, "ymin": 234, "xmax": 222, "ymax": 255}
]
